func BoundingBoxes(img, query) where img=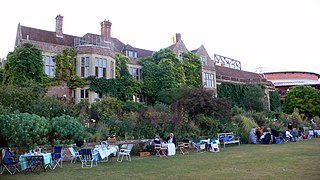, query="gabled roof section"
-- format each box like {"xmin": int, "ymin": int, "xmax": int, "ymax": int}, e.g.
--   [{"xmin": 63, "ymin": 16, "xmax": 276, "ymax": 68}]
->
[
  {"xmin": 20, "ymin": 25, "xmax": 77, "ymax": 47},
  {"xmin": 193, "ymin": 45, "xmax": 211, "ymax": 60},
  {"xmin": 168, "ymin": 40, "xmax": 188, "ymax": 53}
]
